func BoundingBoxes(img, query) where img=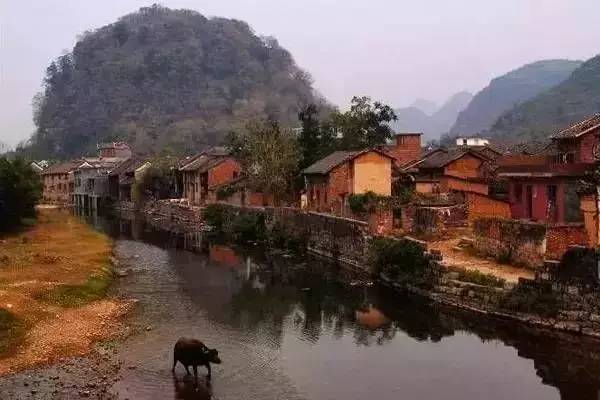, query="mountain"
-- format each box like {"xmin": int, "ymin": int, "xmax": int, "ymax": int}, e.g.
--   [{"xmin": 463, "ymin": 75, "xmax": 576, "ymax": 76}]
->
[
  {"xmin": 450, "ymin": 59, "xmax": 582, "ymax": 137},
  {"xmin": 410, "ymin": 98, "xmax": 438, "ymax": 116},
  {"xmin": 391, "ymin": 91, "xmax": 473, "ymax": 141},
  {"xmin": 490, "ymin": 54, "xmax": 600, "ymax": 141},
  {"xmin": 25, "ymin": 5, "xmax": 322, "ymax": 158}
]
